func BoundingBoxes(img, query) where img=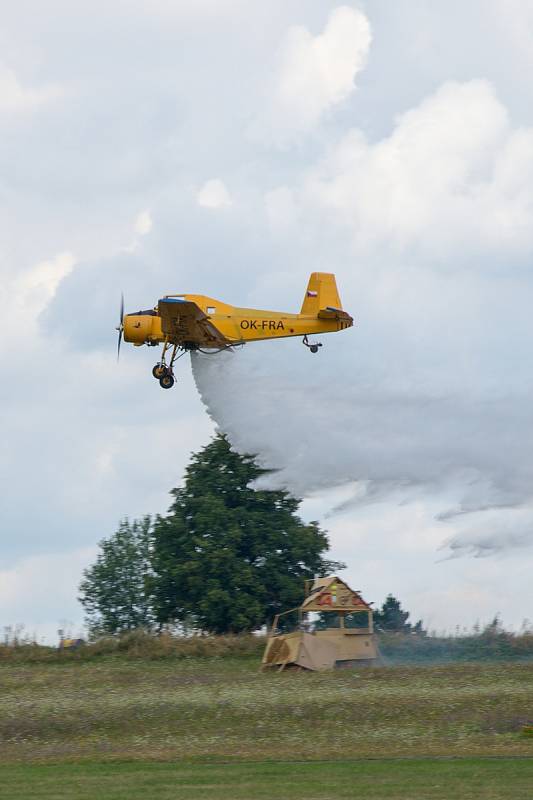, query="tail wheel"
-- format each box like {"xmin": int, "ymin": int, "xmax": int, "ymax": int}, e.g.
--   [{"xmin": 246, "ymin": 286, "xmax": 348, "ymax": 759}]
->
[
  {"xmin": 152, "ymin": 364, "xmax": 167, "ymax": 379},
  {"xmin": 159, "ymin": 374, "xmax": 175, "ymax": 389},
  {"xmin": 303, "ymin": 334, "xmax": 322, "ymax": 354}
]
